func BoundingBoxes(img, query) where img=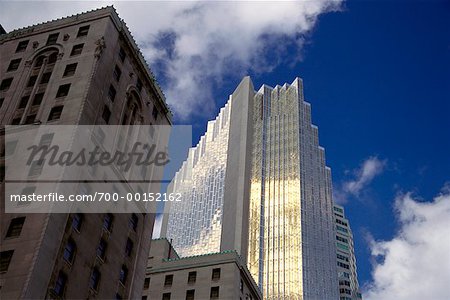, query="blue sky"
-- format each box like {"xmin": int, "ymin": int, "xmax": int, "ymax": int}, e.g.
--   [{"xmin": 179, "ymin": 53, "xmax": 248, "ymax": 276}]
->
[
  {"xmin": 1, "ymin": 0, "xmax": 449, "ymax": 298},
  {"xmin": 183, "ymin": 0, "xmax": 450, "ymax": 292}
]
